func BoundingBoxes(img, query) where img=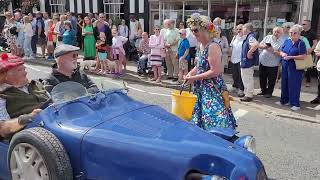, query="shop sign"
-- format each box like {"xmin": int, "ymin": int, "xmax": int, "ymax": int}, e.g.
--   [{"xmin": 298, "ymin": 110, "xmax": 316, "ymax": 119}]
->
[
  {"xmin": 252, "ymin": 20, "xmax": 262, "ymax": 28},
  {"xmin": 267, "ymin": 17, "xmax": 277, "ymax": 29}
]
